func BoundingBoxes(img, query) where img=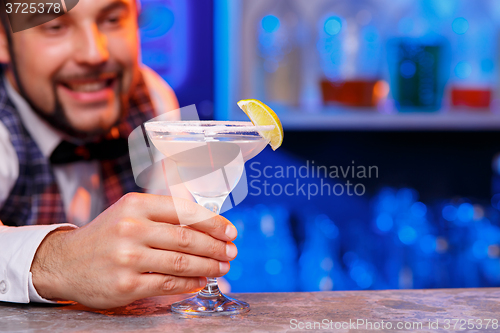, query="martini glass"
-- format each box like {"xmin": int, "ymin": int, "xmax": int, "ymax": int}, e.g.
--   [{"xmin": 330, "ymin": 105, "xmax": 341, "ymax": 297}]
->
[{"xmin": 144, "ymin": 121, "xmax": 274, "ymax": 316}]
